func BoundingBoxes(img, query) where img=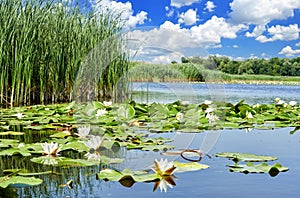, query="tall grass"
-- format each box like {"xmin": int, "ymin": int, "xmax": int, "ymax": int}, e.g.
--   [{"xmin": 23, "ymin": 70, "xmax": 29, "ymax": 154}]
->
[{"xmin": 0, "ymin": 0, "xmax": 129, "ymax": 107}]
